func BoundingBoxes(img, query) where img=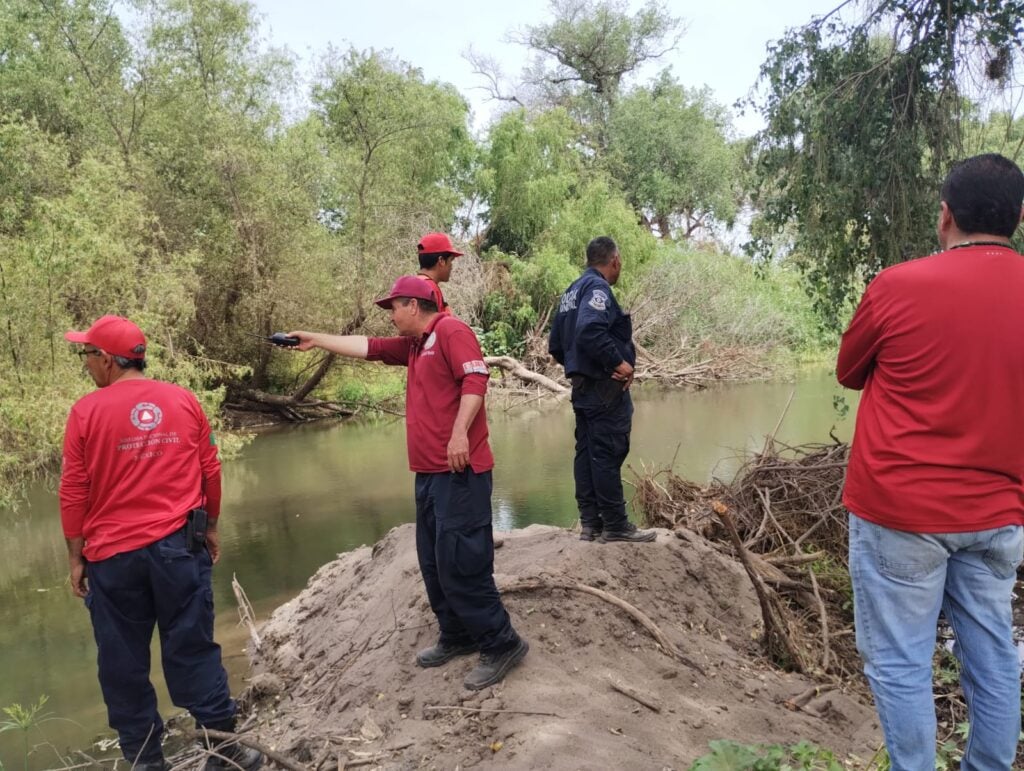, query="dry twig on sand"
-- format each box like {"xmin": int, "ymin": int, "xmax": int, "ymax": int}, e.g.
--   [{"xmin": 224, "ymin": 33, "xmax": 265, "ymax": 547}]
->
[{"xmin": 499, "ymin": 576, "xmax": 706, "ymax": 675}]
